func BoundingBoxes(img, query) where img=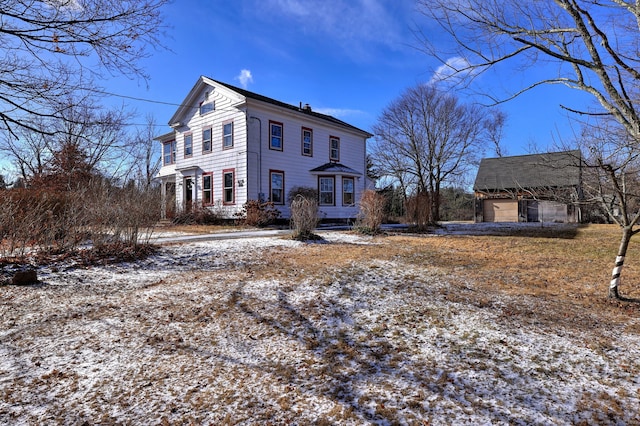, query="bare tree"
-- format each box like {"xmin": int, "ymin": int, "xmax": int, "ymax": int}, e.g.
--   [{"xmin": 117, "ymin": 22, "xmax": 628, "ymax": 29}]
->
[
  {"xmin": 127, "ymin": 114, "xmax": 162, "ymax": 189},
  {"xmin": 578, "ymin": 119, "xmax": 640, "ymax": 299},
  {"xmin": 0, "ymin": 116, "xmax": 52, "ymax": 182},
  {"xmin": 370, "ymin": 84, "xmax": 501, "ymax": 223},
  {"xmin": 1, "ymin": 93, "xmax": 132, "ymax": 186},
  {"xmin": 418, "ymin": 0, "xmax": 640, "ymax": 299},
  {"xmin": 0, "ymin": 0, "xmax": 168, "ymax": 136},
  {"xmin": 485, "ymin": 109, "xmax": 508, "ymax": 157}
]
